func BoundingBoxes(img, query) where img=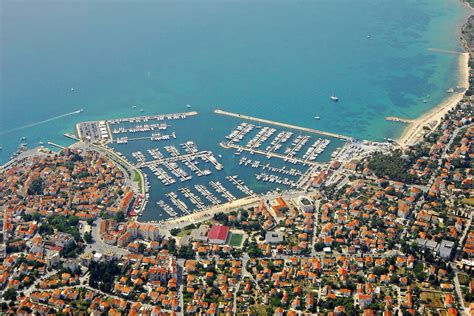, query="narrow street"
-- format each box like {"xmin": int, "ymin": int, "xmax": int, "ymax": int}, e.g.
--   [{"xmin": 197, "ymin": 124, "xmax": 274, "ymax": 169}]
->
[
  {"xmin": 453, "ymin": 271, "xmax": 467, "ymax": 315},
  {"xmin": 311, "ymin": 200, "xmax": 321, "ymax": 256}
]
